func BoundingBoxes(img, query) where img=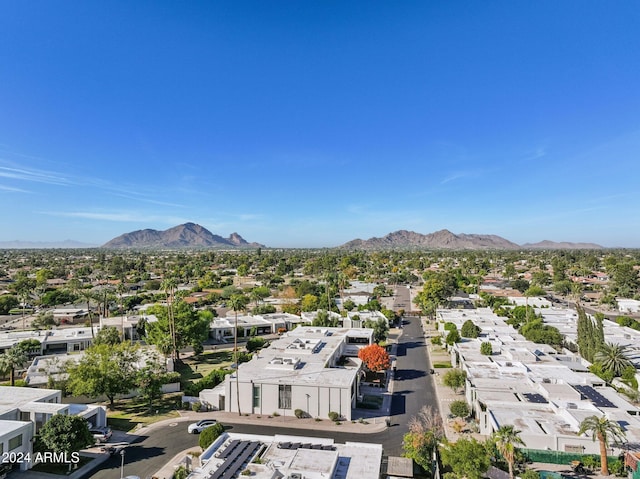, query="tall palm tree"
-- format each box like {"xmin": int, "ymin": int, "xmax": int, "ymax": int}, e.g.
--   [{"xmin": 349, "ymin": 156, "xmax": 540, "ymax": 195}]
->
[
  {"xmin": 228, "ymin": 293, "xmax": 249, "ymax": 416},
  {"xmin": 0, "ymin": 346, "xmax": 28, "ymax": 386},
  {"xmin": 578, "ymin": 415, "xmax": 626, "ymax": 475},
  {"xmin": 161, "ymin": 278, "xmax": 178, "ymax": 361},
  {"xmin": 595, "ymin": 342, "xmax": 633, "ymax": 377},
  {"xmin": 492, "ymin": 425, "xmax": 526, "ymax": 479}
]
